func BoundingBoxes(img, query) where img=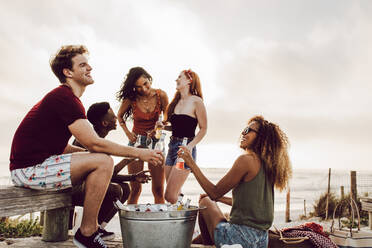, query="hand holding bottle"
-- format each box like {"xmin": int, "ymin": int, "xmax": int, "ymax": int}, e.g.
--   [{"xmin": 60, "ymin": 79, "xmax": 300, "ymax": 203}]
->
[
  {"xmin": 175, "ymin": 138, "xmax": 188, "ymax": 169},
  {"xmin": 138, "ymin": 149, "xmax": 164, "ymax": 166},
  {"xmin": 177, "ymin": 145, "xmax": 194, "ymax": 170}
]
